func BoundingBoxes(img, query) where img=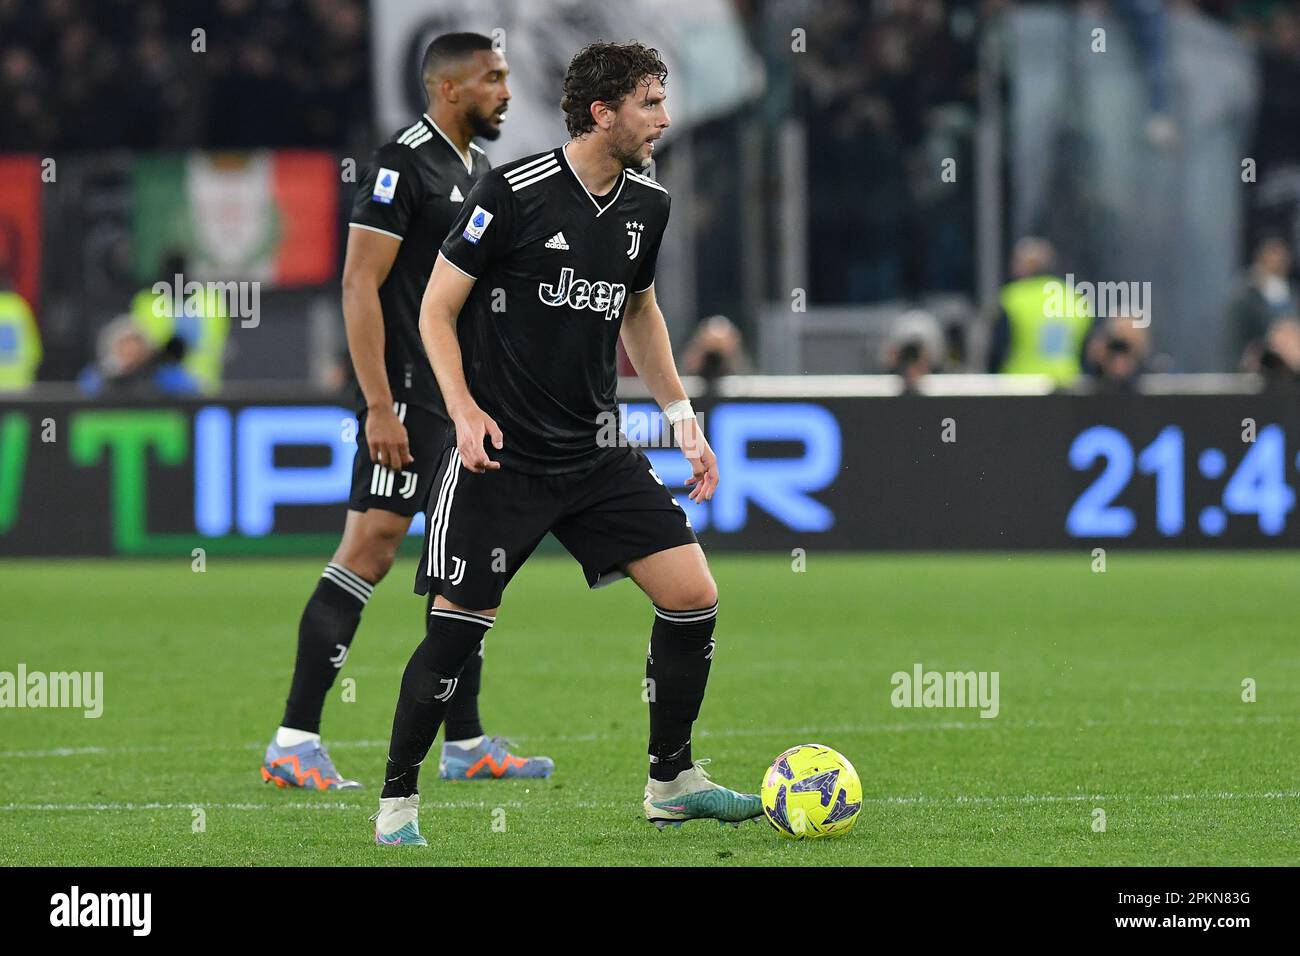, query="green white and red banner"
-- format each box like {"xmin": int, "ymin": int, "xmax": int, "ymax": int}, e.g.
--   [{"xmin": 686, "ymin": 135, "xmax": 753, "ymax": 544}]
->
[
  {"xmin": 0, "ymin": 155, "xmax": 43, "ymax": 312},
  {"xmin": 131, "ymin": 151, "xmax": 338, "ymax": 287}
]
